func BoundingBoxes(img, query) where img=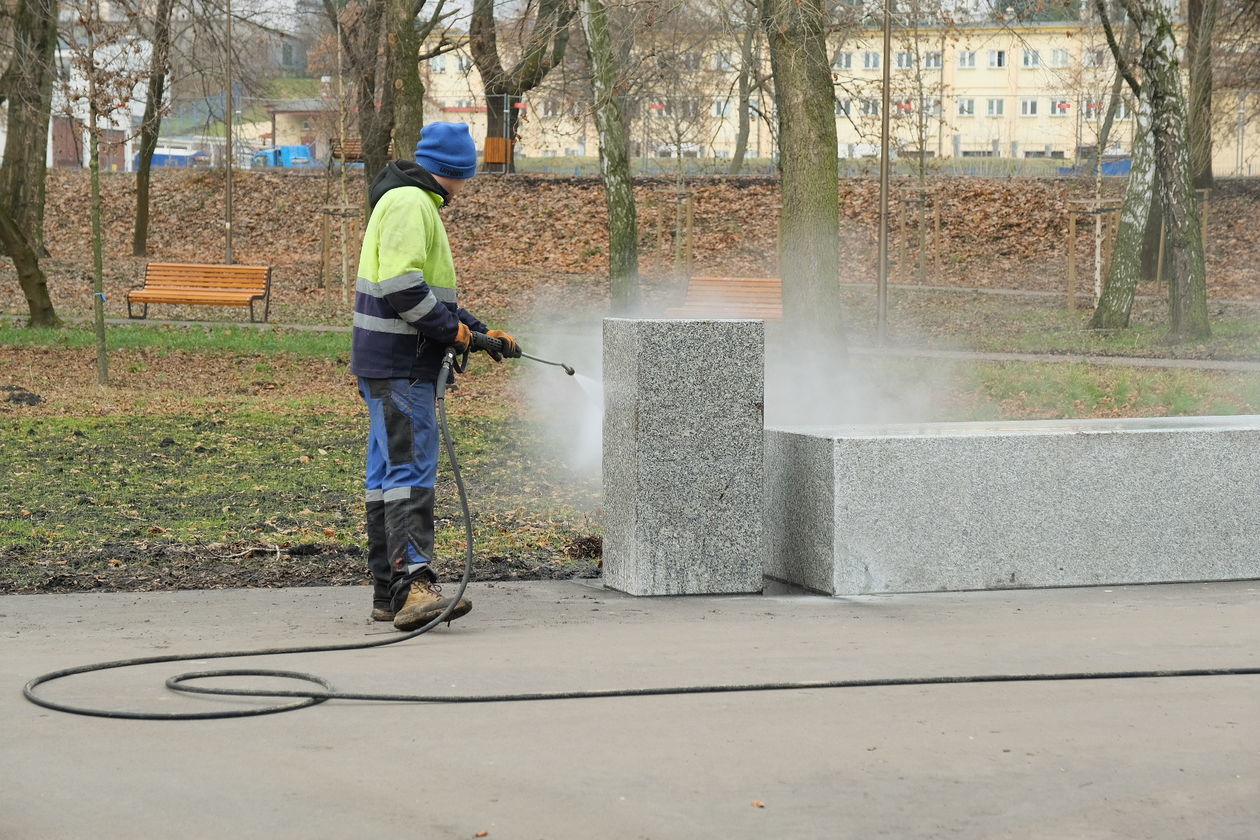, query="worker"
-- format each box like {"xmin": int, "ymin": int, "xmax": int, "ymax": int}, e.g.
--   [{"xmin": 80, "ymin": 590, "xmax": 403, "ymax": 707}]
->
[{"xmin": 349, "ymin": 121, "xmax": 519, "ymax": 631}]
